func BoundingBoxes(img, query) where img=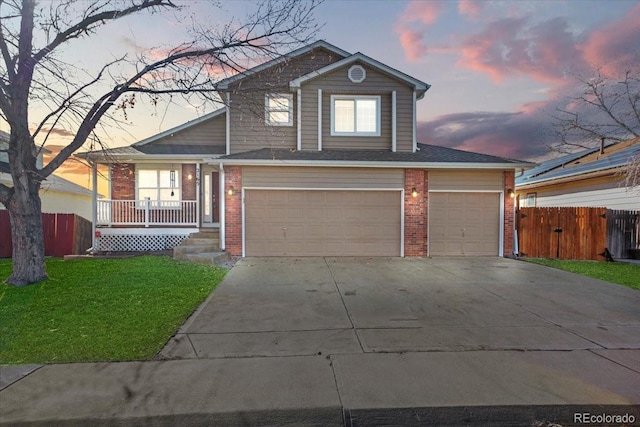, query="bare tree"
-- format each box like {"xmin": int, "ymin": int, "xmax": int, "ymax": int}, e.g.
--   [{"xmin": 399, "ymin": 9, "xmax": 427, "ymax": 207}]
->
[
  {"xmin": 0, "ymin": 0, "xmax": 320, "ymax": 286},
  {"xmin": 552, "ymin": 69, "xmax": 640, "ymax": 188}
]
